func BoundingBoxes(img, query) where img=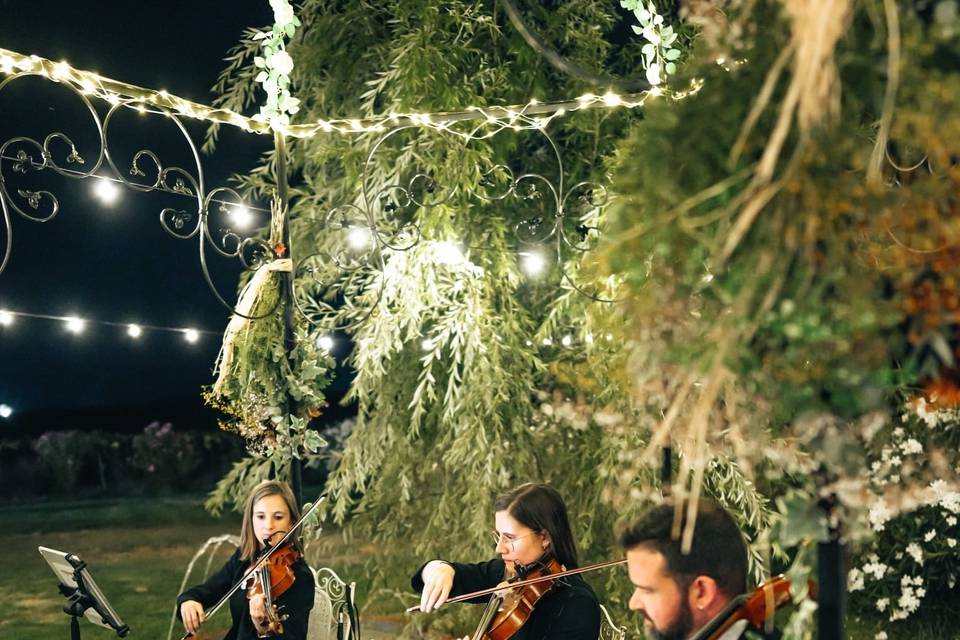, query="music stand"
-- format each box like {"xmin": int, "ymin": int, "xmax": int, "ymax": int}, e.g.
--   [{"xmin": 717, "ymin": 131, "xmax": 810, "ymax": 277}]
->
[{"xmin": 39, "ymin": 546, "xmax": 130, "ymax": 639}]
